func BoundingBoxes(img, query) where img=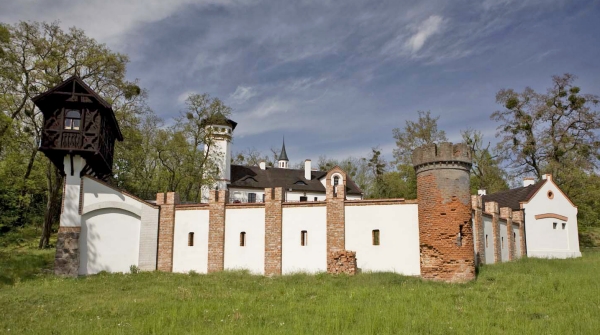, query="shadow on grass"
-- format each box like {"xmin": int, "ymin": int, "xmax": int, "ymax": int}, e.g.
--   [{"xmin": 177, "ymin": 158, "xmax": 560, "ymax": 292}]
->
[{"xmin": 0, "ymin": 249, "xmax": 54, "ymax": 286}]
